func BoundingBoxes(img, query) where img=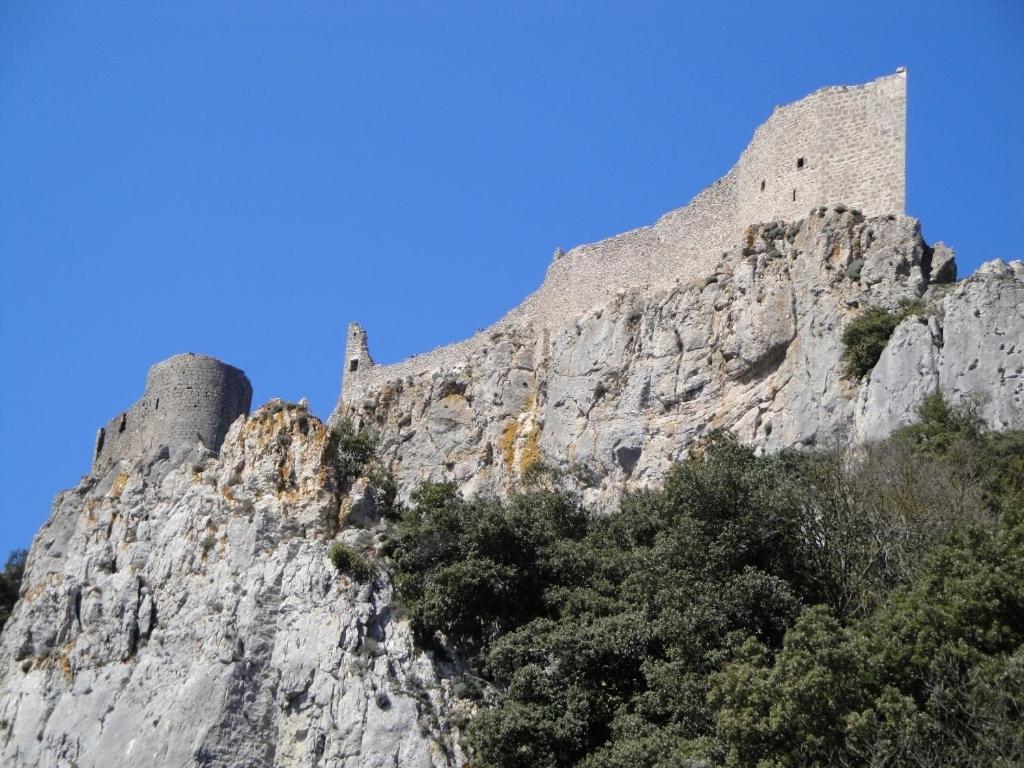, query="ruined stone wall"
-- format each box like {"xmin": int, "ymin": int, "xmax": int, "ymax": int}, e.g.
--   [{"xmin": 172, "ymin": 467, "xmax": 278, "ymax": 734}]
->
[
  {"xmin": 735, "ymin": 69, "xmax": 905, "ymax": 224},
  {"xmin": 92, "ymin": 353, "xmax": 253, "ymax": 473},
  {"xmin": 336, "ymin": 71, "xmax": 906, "ymax": 409}
]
